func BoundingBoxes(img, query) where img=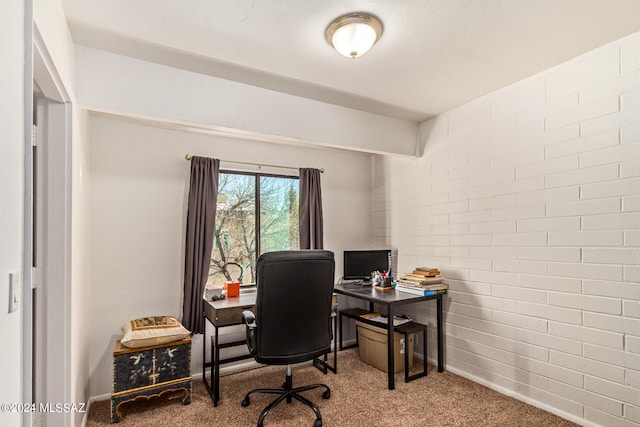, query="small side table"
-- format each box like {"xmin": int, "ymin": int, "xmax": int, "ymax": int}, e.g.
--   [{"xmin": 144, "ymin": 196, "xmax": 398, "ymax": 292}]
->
[{"xmin": 111, "ymin": 337, "xmax": 192, "ymax": 423}]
